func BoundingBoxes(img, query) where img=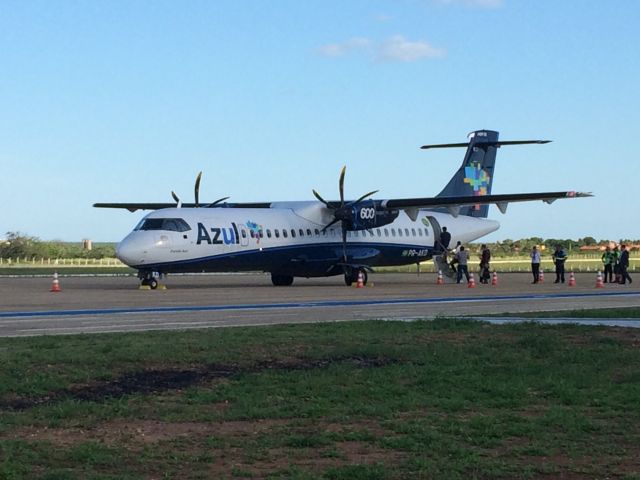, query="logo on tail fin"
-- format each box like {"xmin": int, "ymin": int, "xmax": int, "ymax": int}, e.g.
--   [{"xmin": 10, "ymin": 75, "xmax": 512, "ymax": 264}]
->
[{"xmin": 464, "ymin": 162, "xmax": 491, "ymax": 196}]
